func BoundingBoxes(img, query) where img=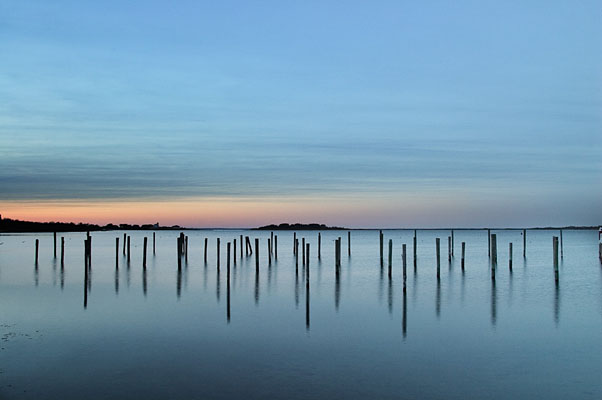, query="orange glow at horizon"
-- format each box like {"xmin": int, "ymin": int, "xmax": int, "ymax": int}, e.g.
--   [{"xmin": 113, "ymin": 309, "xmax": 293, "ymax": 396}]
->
[{"xmin": 0, "ymin": 194, "xmax": 484, "ymax": 228}]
